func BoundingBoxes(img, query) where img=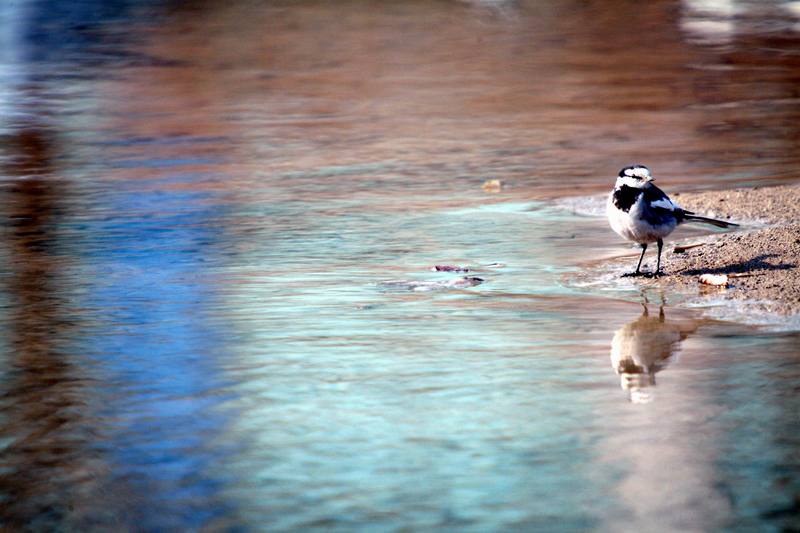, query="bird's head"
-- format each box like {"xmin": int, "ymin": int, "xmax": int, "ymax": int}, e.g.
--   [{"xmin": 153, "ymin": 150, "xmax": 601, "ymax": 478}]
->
[{"xmin": 615, "ymin": 164, "xmax": 654, "ymax": 189}]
